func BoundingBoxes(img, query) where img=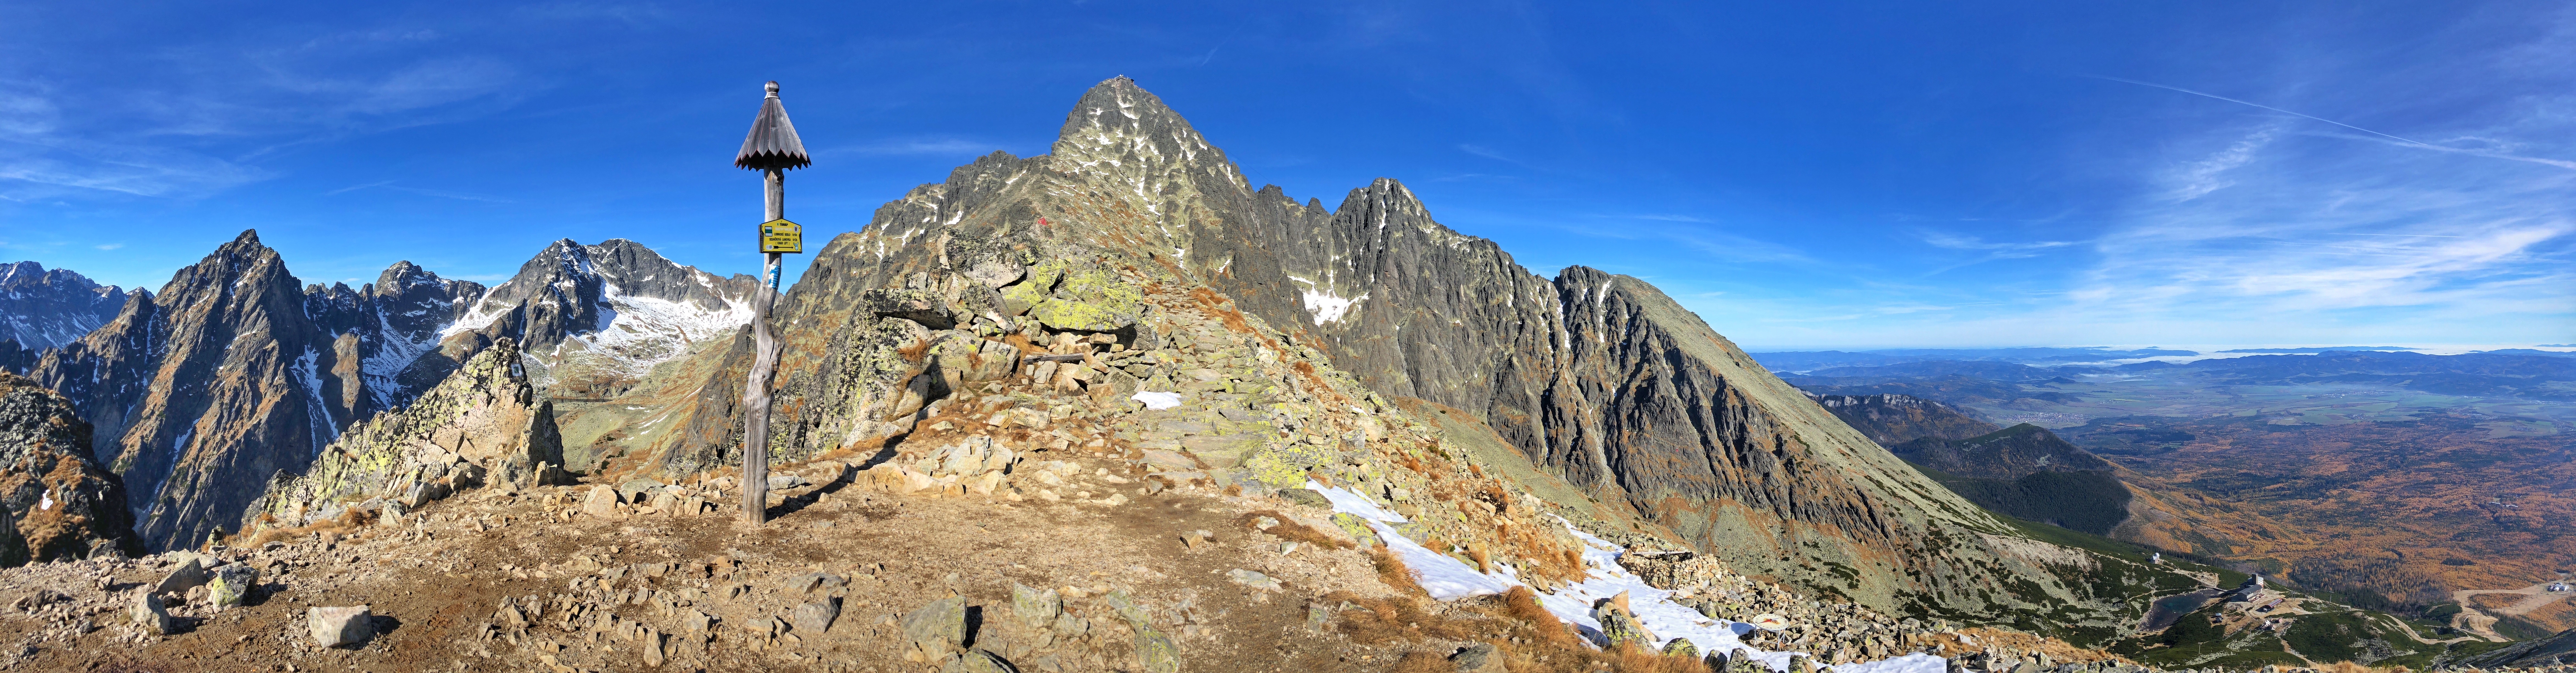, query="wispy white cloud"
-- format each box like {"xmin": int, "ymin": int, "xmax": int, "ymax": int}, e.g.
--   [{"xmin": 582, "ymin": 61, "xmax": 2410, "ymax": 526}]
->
[
  {"xmin": 2168, "ymin": 126, "xmax": 2277, "ymax": 201},
  {"xmin": 322, "ymin": 180, "xmax": 508, "ymax": 202},
  {"xmin": 324, "ymin": 180, "xmax": 395, "ymax": 196},
  {"xmin": 0, "ymin": 24, "xmax": 531, "ymax": 201},
  {"xmin": 1917, "ymin": 230, "xmax": 2076, "ymax": 252},
  {"xmin": 825, "ymin": 137, "xmax": 1014, "ymax": 157},
  {"xmin": 1458, "ymin": 143, "xmax": 1545, "ymax": 171},
  {"xmin": 1545, "ymin": 213, "xmax": 1814, "ymax": 264}
]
